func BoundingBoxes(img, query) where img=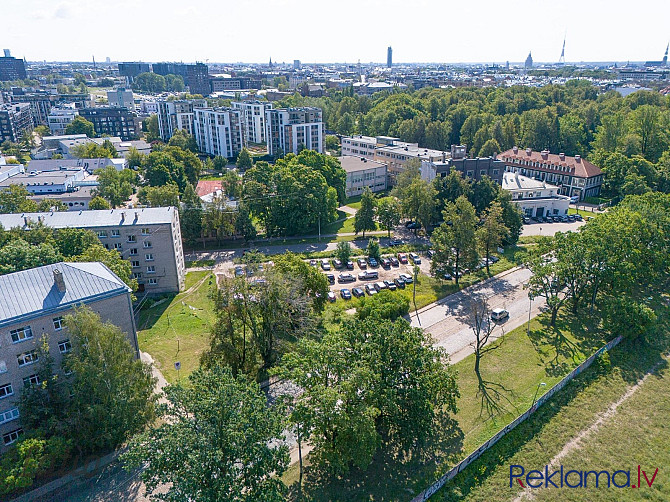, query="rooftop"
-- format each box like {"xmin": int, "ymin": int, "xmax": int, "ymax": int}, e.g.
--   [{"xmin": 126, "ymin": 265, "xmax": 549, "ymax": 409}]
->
[
  {"xmin": 499, "ymin": 148, "xmax": 603, "ymax": 178},
  {"xmin": 502, "ymin": 172, "xmax": 559, "ymax": 191},
  {"xmin": 0, "ymin": 207, "xmax": 177, "ymax": 230},
  {"xmin": 339, "ymin": 156, "xmax": 387, "ymax": 173},
  {"xmin": 0, "ymin": 262, "xmax": 129, "ymax": 328}
]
